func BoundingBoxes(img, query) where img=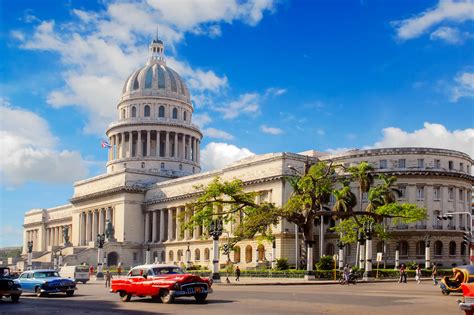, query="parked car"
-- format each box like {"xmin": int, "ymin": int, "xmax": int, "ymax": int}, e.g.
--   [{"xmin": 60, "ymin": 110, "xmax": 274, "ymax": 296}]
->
[
  {"xmin": 0, "ymin": 267, "xmax": 22, "ymax": 303},
  {"xmin": 59, "ymin": 265, "xmax": 90, "ymax": 284},
  {"xmin": 17, "ymin": 269, "xmax": 77, "ymax": 297},
  {"xmin": 110, "ymin": 264, "xmax": 213, "ymax": 304},
  {"xmin": 459, "ymin": 283, "xmax": 474, "ymax": 315}
]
